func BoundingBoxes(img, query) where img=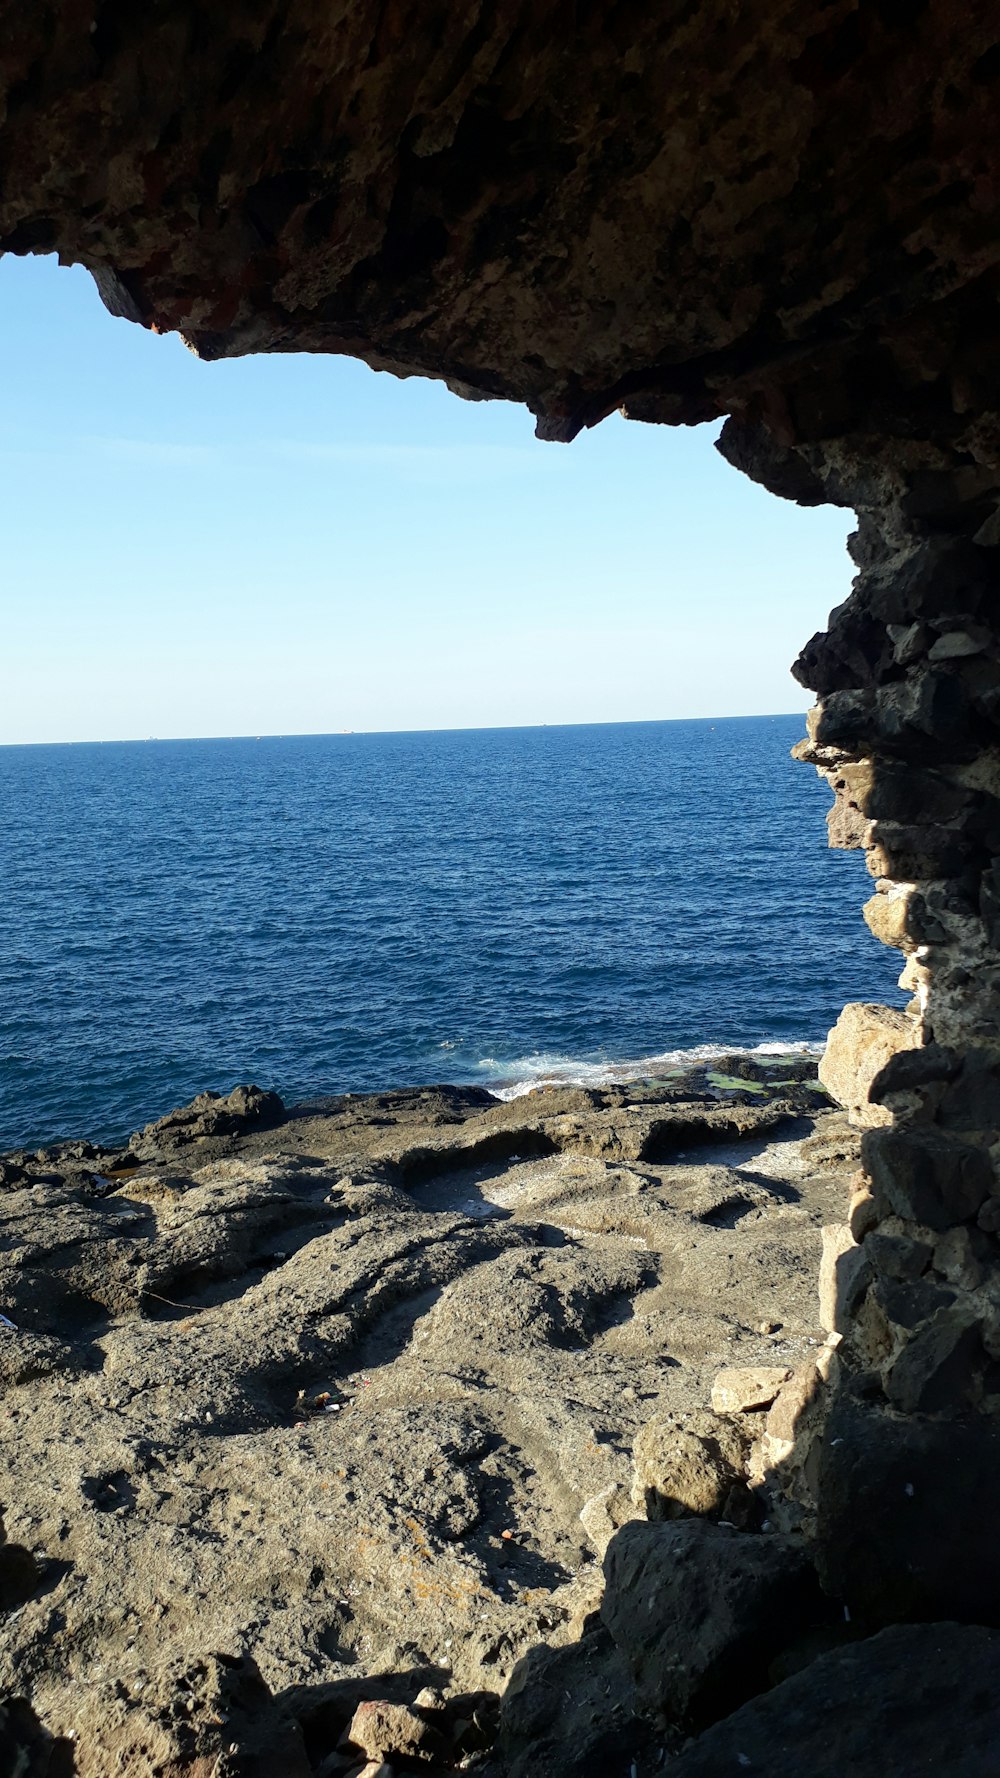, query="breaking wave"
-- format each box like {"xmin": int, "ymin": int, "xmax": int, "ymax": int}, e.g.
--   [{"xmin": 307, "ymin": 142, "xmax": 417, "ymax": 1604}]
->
[{"xmin": 480, "ymin": 1039, "xmax": 825, "ymax": 1101}]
